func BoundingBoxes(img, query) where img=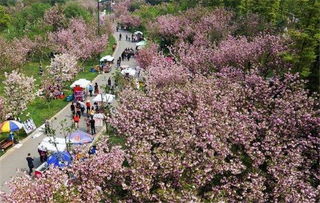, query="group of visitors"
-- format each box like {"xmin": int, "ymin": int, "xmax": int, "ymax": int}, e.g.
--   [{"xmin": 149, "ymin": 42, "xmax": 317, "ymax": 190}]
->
[
  {"xmin": 116, "ymin": 48, "xmax": 135, "ymax": 67},
  {"xmin": 70, "ymin": 101, "xmax": 96, "ymax": 135}
]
